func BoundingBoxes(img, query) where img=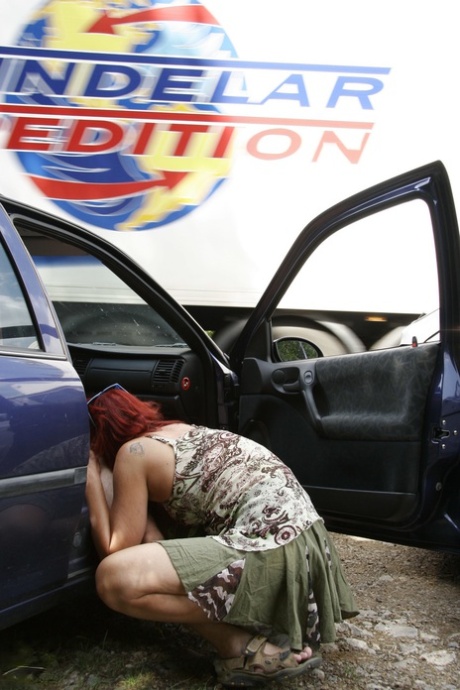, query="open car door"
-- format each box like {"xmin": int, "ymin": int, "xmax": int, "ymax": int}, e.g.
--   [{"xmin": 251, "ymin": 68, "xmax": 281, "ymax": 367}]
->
[{"xmin": 232, "ymin": 161, "xmax": 460, "ymax": 553}]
